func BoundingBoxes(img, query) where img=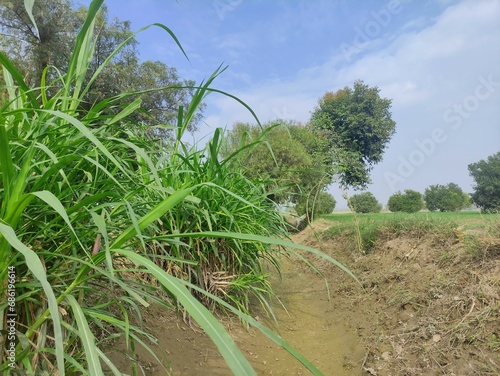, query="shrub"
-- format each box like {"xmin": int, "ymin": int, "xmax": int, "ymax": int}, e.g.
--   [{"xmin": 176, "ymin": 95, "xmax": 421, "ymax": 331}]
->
[
  {"xmin": 388, "ymin": 189, "xmax": 424, "ymax": 213},
  {"xmin": 348, "ymin": 192, "xmax": 382, "ymax": 213},
  {"xmin": 321, "ymin": 213, "xmax": 456, "ymax": 253},
  {"xmin": 295, "ymin": 191, "xmax": 336, "ymax": 219},
  {"xmin": 468, "ymin": 152, "xmax": 500, "ymax": 213},
  {"xmin": 424, "ymin": 183, "xmax": 470, "ymax": 212}
]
